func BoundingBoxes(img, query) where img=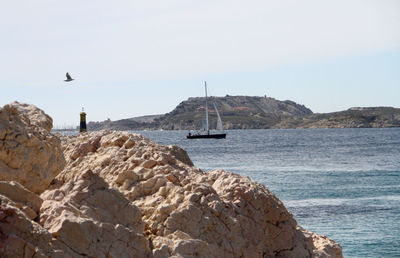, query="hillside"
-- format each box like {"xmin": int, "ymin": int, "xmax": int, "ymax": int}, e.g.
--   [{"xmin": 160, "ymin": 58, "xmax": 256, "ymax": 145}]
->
[
  {"xmin": 86, "ymin": 97, "xmax": 400, "ymax": 131},
  {"xmin": 88, "ymin": 115, "xmax": 163, "ymax": 131},
  {"xmin": 273, "ymin": 107, "xmax": 400, "ymax": 129},
  {"xmin": 87, "ymin": 96, "xmax": 313, "ymax": 130}
]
